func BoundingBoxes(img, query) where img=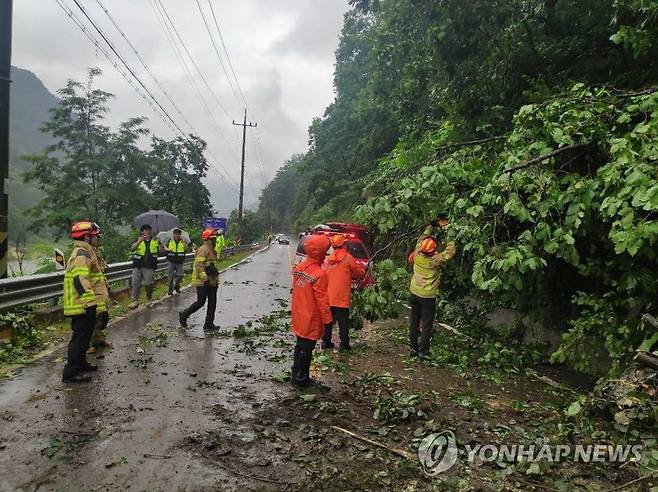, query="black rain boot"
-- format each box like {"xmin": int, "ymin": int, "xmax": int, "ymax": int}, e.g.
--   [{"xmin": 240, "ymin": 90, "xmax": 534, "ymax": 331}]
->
[
  {"xmin": 291, "ymin": 344, "xmax": 305, "ymax": 386},
  {"xmin": 145, "ymin": 285, "xmax": 154, "ymax": 302},
  {"xmin": 297, "ymin": 345, "xmax": 314, "ymax": 386}
]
